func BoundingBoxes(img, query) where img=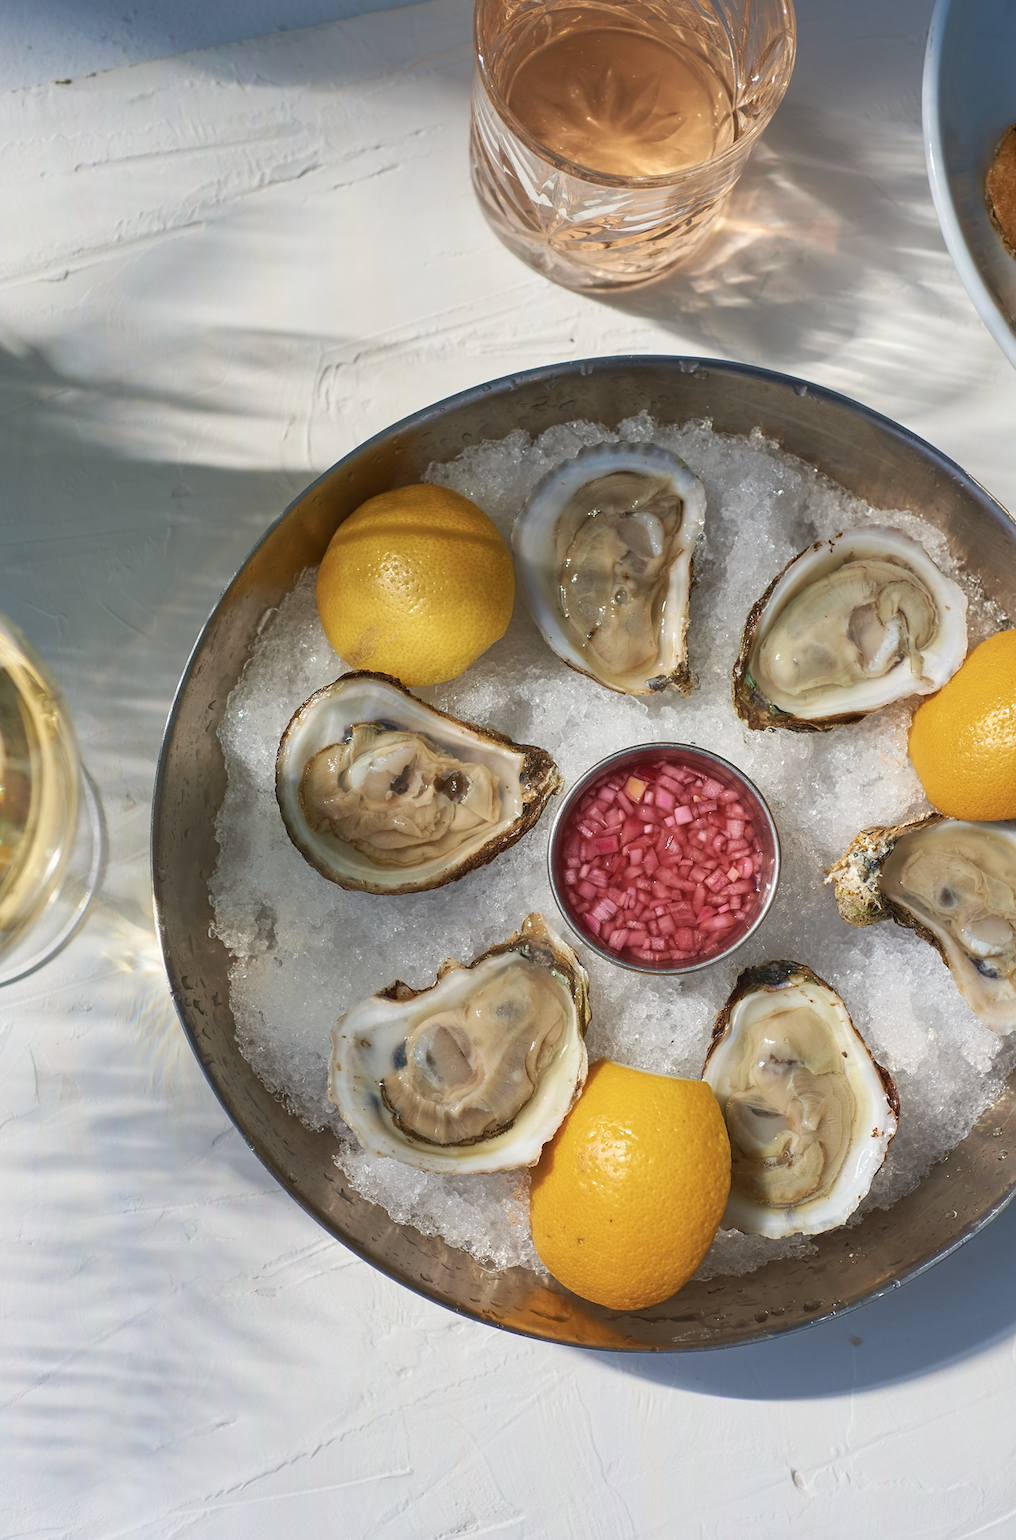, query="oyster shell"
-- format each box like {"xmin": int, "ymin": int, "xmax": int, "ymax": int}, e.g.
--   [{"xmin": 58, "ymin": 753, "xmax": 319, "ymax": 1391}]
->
[
  {"xmin": 733, "ymin": 526, "xmax": 968, "ymax": 731},
  {"xmin": 276, "ymin": 671, "xmax": 563, "ymax": 894},
  {"xmin": 512, "ymin": 441, "xmax": 707, "ymax": 695},
  {"xmin": 328, "ymin": 912, "xmax": 590, "ymax": 1173},
  {"xmin": 702, "ymin": 961, "xmax": 899, "ymax": 1237},
  {"xmin": 827, "ymin": 814, "xmax": 1016, "ymax": 1031}
]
